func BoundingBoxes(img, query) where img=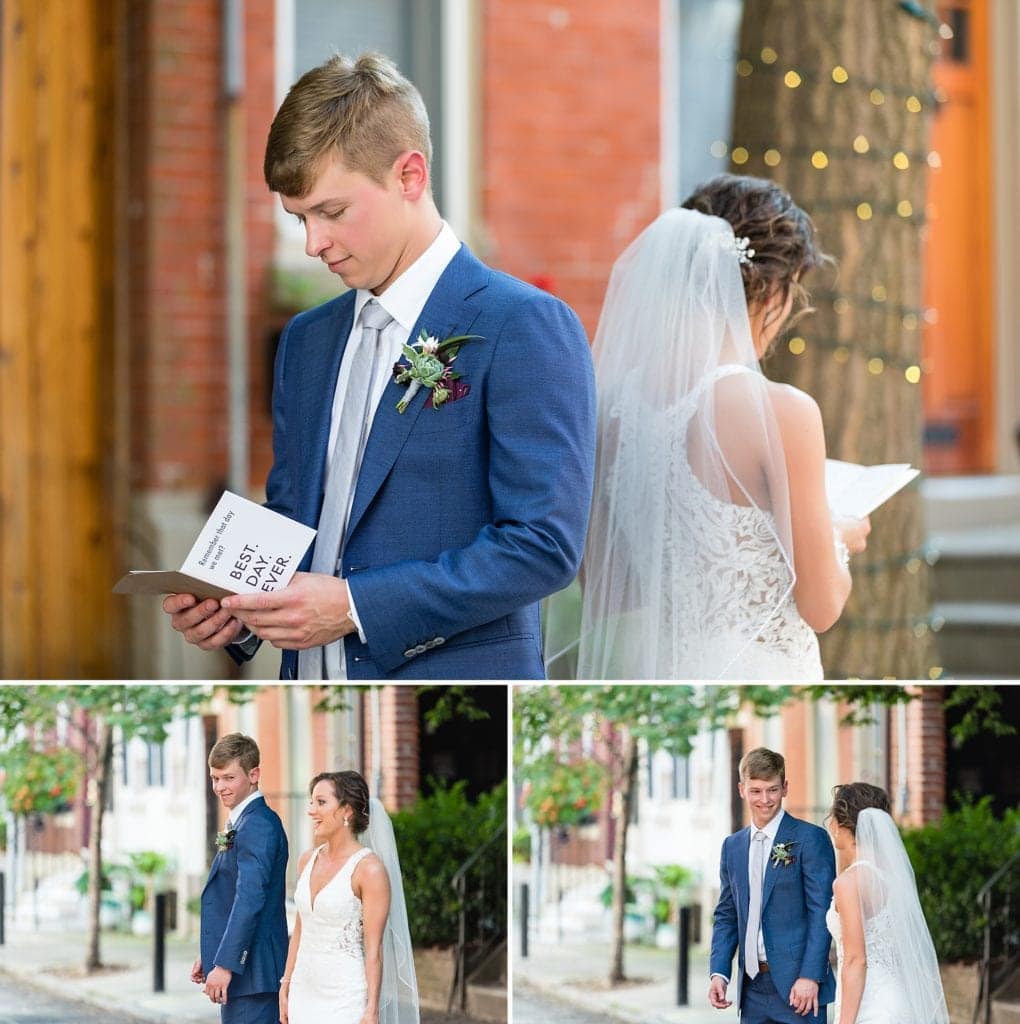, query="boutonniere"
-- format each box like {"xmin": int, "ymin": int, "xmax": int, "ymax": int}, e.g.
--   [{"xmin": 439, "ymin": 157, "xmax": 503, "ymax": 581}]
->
[
  {"xmin": 771, "ymin": 841, "xmax": 797, "ymax": 867},
  {"xmin": 392, "ymin": 329, "xmax": 482, "ymax": 413},
  {"xmin": 215, "ymin": 828, "xmax": 236, "ymax": 853}
]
